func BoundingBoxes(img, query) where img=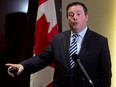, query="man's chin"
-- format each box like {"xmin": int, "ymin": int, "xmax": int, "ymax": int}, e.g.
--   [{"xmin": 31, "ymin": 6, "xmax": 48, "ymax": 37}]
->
[{"xmin": 71, "ymin": 28, "xmax": 79, "ymax": 33}]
